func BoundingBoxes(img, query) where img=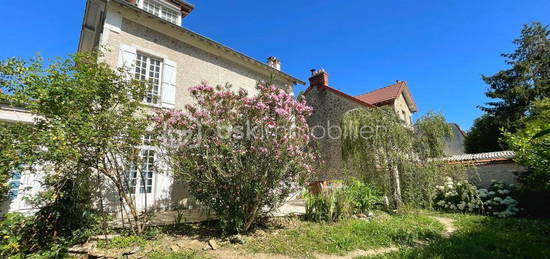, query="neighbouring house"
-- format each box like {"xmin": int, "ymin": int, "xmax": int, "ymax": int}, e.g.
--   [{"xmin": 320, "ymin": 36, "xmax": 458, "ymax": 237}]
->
[
  {"xmin": 303, "ymin": 69, "xmax": 418, "ymax": 179},
  {"xmin": 2, "ymin": 0, "xmax": 304, "ymax": 216},
  {"xmin": 443, "ymin": 151, "xmax": 527, "ymax": 187},
  {"xmin": 0, "ymin": 96, "xmax": 41, "ymax": 215},
  {"xmin": 443, "ymin": 123, "xmax": 466, "ymax": 156}
]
